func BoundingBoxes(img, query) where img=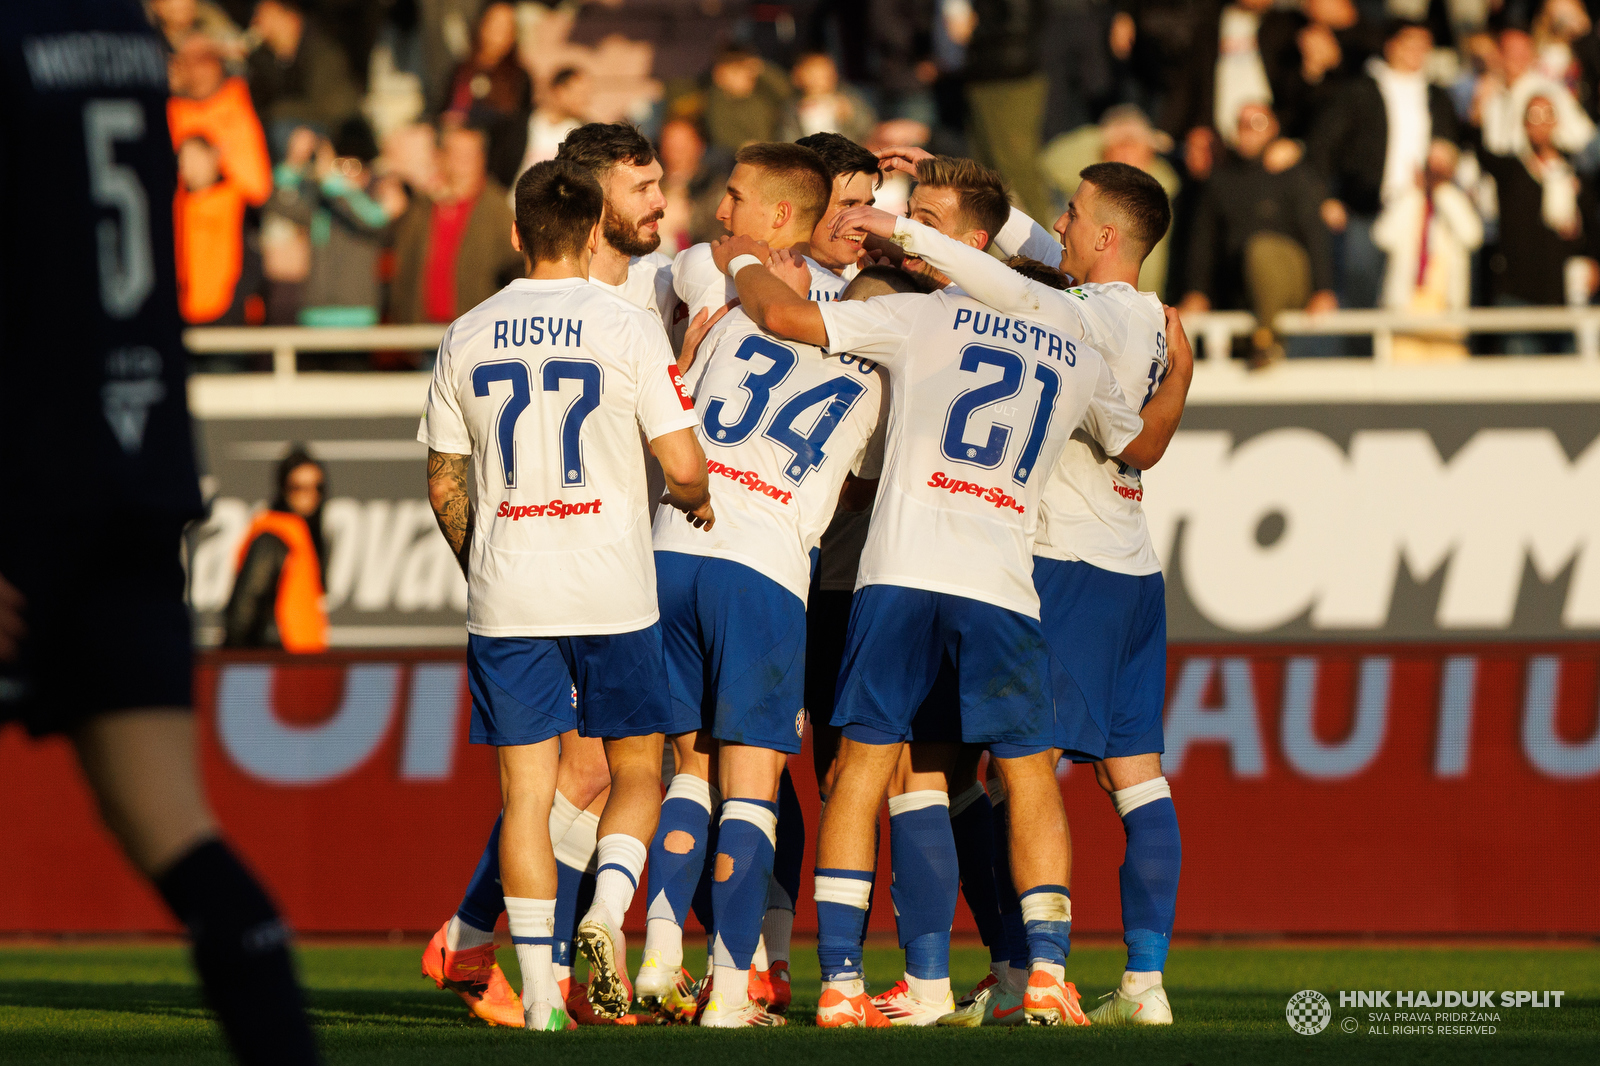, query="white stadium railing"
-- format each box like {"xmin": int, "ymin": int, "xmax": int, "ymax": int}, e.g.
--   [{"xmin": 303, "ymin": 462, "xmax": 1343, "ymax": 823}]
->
[{"xmin": 183, "ymin": 307, "xmax": 1600, "ymax": 380}]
